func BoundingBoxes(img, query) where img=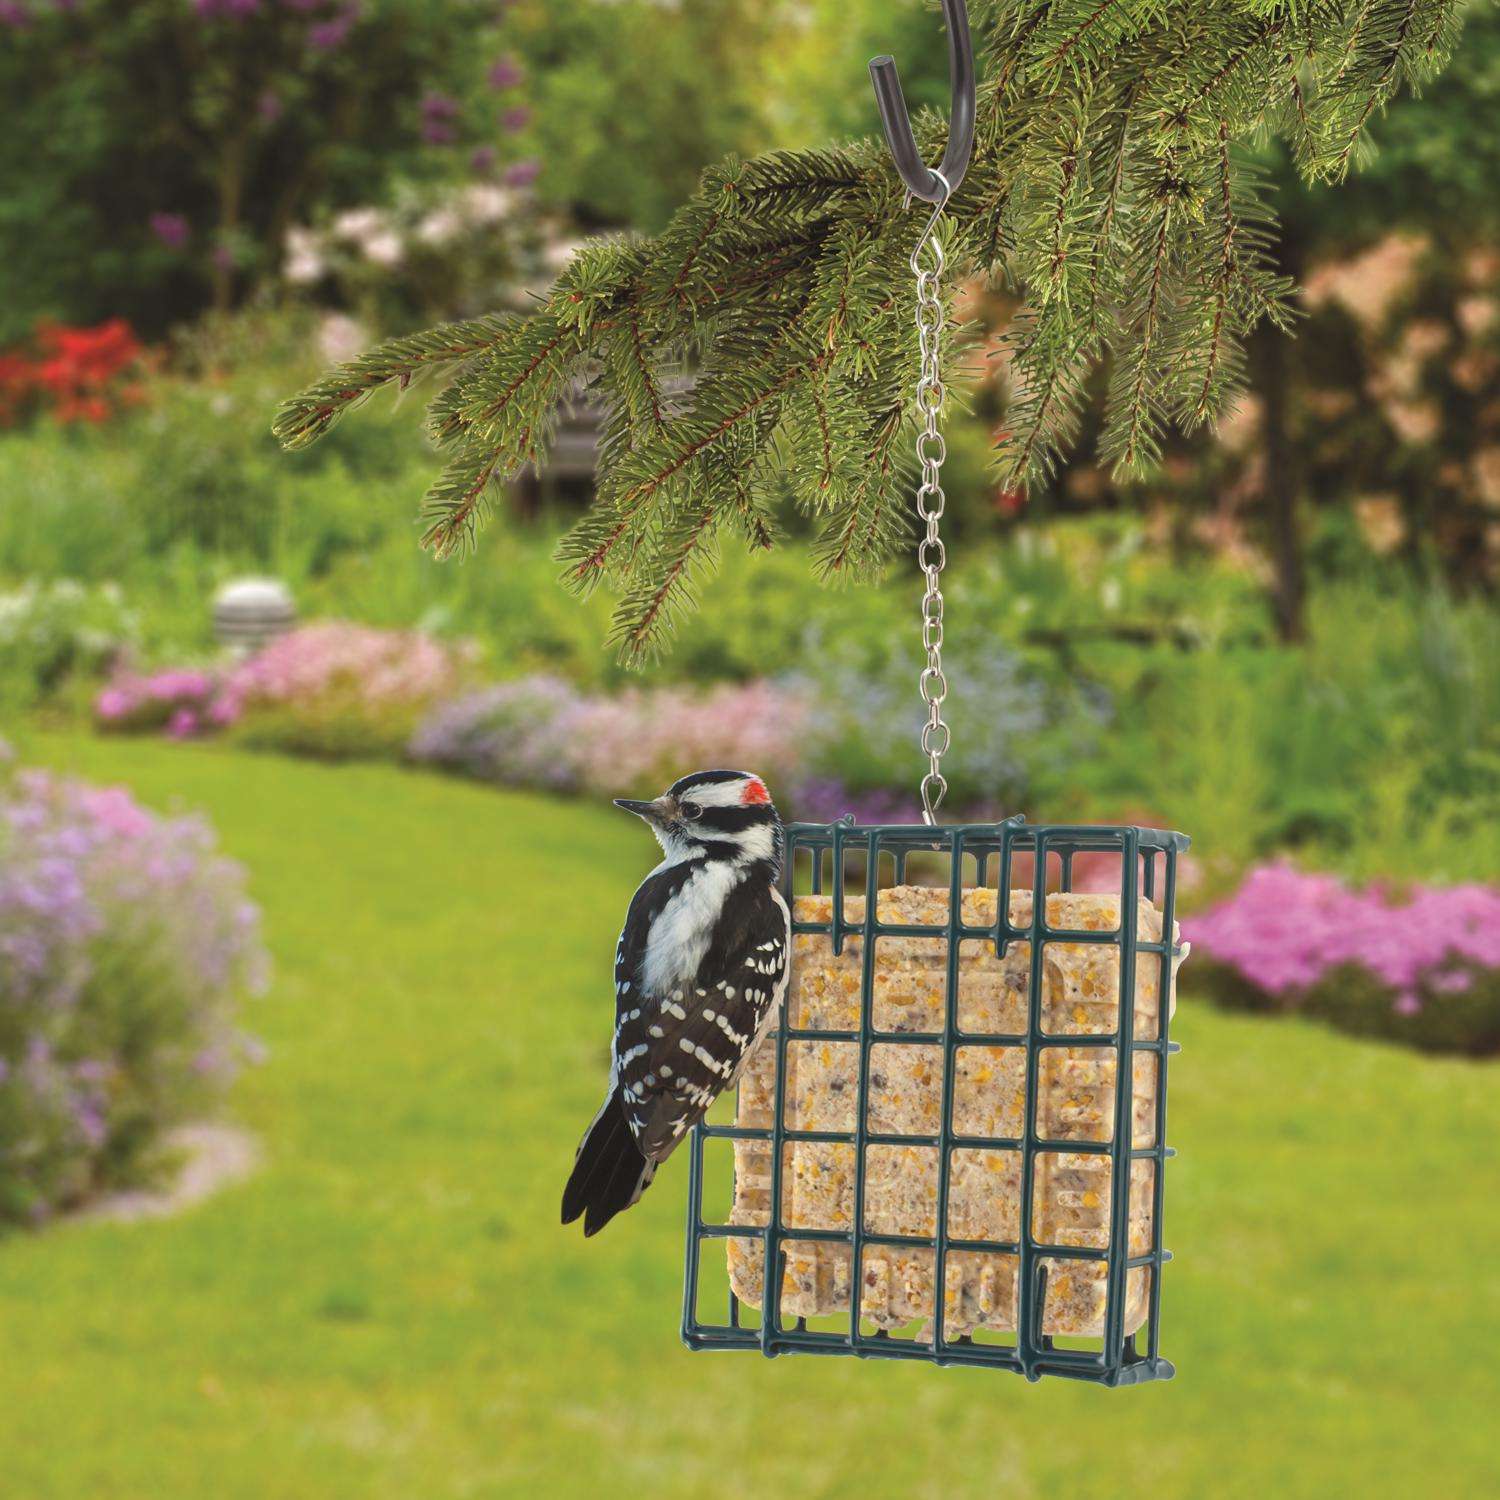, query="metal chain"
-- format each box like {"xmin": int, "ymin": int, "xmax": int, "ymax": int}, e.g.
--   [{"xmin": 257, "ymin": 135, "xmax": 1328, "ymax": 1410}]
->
[{"xmin": 912, "ymin": 175, "xmax": 952, "ymax": 825}]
